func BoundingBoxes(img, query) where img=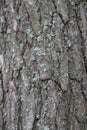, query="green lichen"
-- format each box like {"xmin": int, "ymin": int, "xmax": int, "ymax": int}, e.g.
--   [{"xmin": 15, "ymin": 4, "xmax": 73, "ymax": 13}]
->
[
  {"xmin": 54, "ymin": 13, "xmax": 57, "ymax": 16},
  {"xmin": 31, "ymin": 47, "xmax": 45, "ymax": 56},
  {"xmin": 26, "ymin": 29, "xmax": 31, "ymax": 35},
  {"xmin": 16, "ymin": 15, "xmax": 21, "ymax": 20},
  {"xmin": 44, "ymin": 20, "xmax": 48, "ymax": 26},
  {"xmin": 40, "ymin": 64, "xmax": 51, "ymax": 80},
  {"xmin": 37, "ymin": 35, "xmax": 43, "ymax": 42},
  {"xmin": 37, "ymin": 121, "xmax": 41, "ymax": 127},
  {"xmin": 74, "ymin": 31, "xmax": 79, "ymax": 36},
  {"xmin": 47, "ymin": 34, "xmax": 51, "ymax": 40},
  {"xmin": 53, "ymin": 20, "xmax": 57, "ymax": 24},
  {"xmin": 0, "ymin": 16, "xmax": 4, "ymax": 23},
  {"xmin": 44, "ymin": 126, "xmax": 50, "ymax": 130},
  {"xmin": 71, "ymin": 1, "xmax": 75, "ymax": 6},
  {"xmin": 26, "ymin": 29, "xmax": 34, "ymax": 39},
  {"xmin": 19, "ymin": 95, "xmax": 25, "ymax": 102},
  {"xmin": 64, "ymin": 72, "xmax": 68, "ymax": 77},
  {"xmin": 7, "ymin": 28, "xmax": 11, "ymax": 34},
  {"xmin": 50, "ymin": 31, "xmax": 55, "ymax": 37},
  {"xmin": 52, "ymin": 52, "xmax": 59, "ymax": 61},
  {"xmin": 40, "ymin": 63, "xmax": 49, "ymax": 72},
  {"xmin": 43, "ymin": 25, "xmax": 48, "ymax": 31},
  {"xmin": 3, "ymin": 112, "xmax": 7, "ymax": 118},
  {"xmin": 49, "ymin": 10, "xmax": 53, "ymax": 16},
  {"xmin": 60, "ymin": 128, "xmax": 66, "ymax": 130},
  {"xmin": 32, "ymin": 71, "xmax": 39, "ymax": 82},
  {"xmin": 29, "ymin": 32, "xmax": 34, "ymax": 39},
  {"xmin": 67, "ymin": 40, "xmax": 71, "ymax": 47},
  {"xmin": 41, "ymin": 103, "xmax": 48, "ymax": 118},
  {"xmin": 64, "ymin": 36, "xmax": 68, "ymax": 41}
]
